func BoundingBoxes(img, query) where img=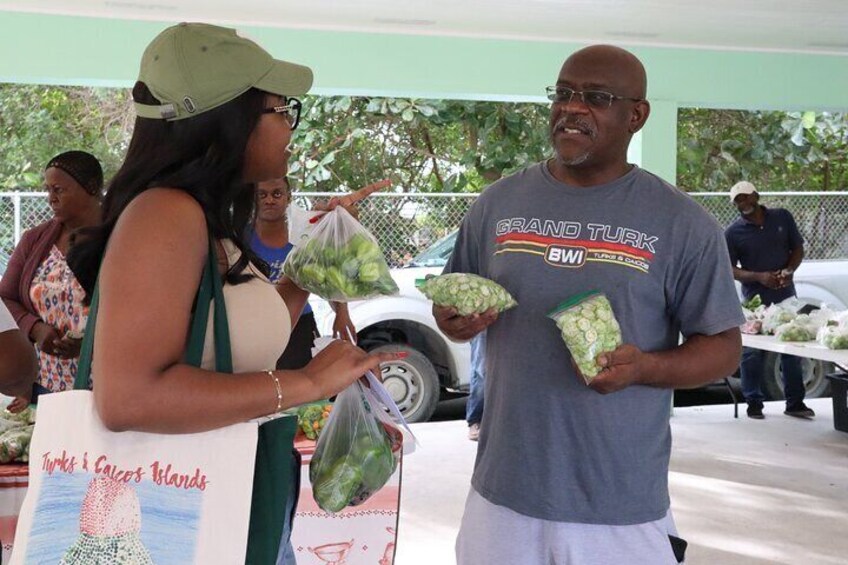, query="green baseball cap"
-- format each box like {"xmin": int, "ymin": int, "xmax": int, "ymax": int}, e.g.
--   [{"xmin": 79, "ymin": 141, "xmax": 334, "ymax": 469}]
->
[{"xmin": 135, "ymin": 22, "xmax": 313, "ymax": 121}]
